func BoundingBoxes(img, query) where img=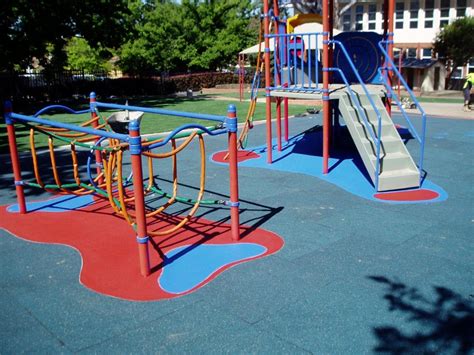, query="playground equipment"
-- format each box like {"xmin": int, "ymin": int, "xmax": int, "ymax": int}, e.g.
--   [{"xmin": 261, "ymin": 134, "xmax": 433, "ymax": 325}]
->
[
  {"xmin": 4, "ymin": 93, "xmax": 241, "ymax": 277},
  {"xmin": 240, "ymin": 0, "xmax": 427, "ymax": 192}
]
